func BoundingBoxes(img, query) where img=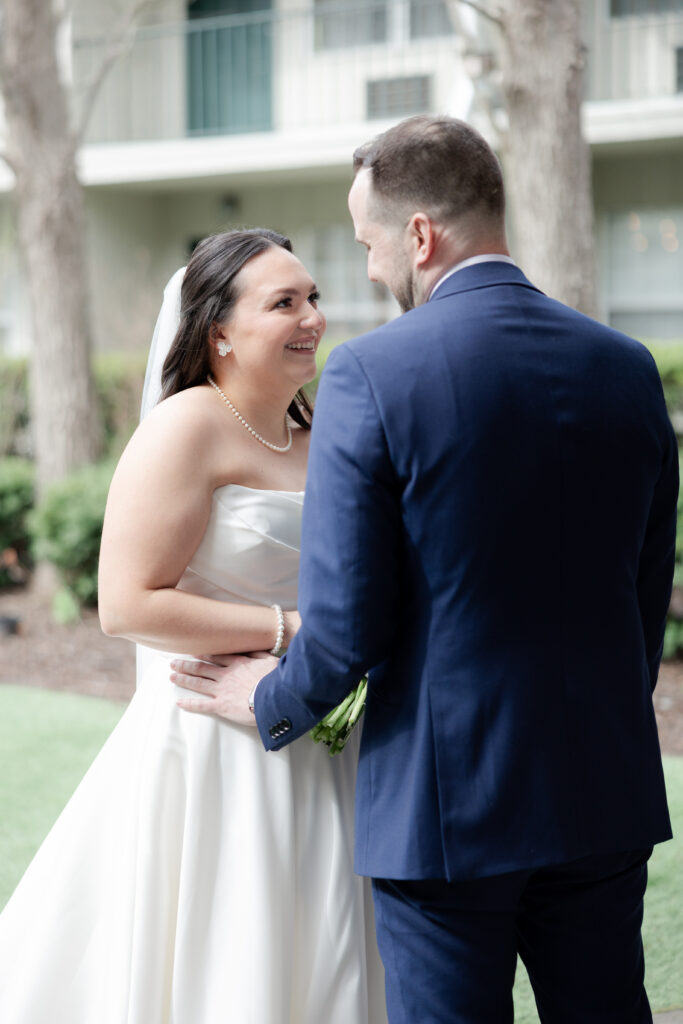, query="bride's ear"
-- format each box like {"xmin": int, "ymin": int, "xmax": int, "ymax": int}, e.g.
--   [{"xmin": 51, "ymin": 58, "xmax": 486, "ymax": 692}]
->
[{"xmin": 209, "ymin": 322, "xmax": 232, "ymax": 357}]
